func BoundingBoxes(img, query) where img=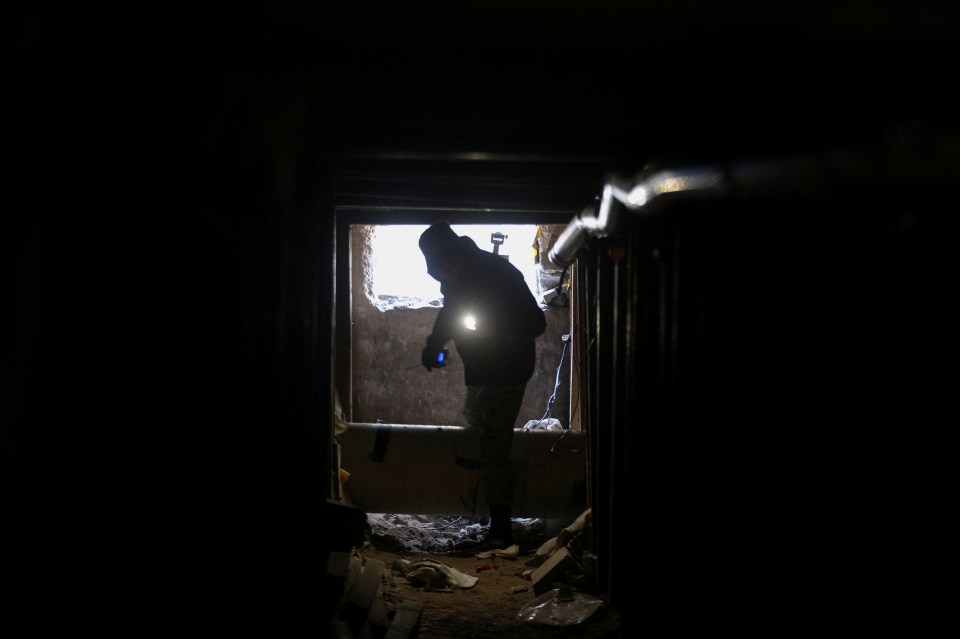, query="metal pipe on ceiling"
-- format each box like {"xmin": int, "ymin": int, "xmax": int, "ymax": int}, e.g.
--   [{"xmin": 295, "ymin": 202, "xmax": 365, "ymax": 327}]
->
[
  {"xmin": 548, "ymin": 165, "xmax": 729, "ymax": 267},
  {"xmin": 546, "ymin": 150, "xmax": 930, "ymax": 267}
]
